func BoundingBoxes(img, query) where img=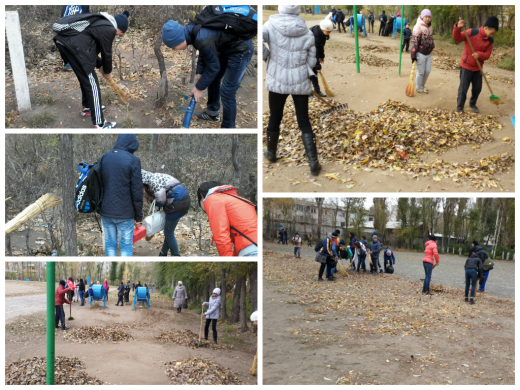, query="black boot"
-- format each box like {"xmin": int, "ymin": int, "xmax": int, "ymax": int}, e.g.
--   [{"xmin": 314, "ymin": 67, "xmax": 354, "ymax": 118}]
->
[
  {"xmin": 213, "ymin": 335, "xmax": 217, "ymax": 345},
  {"xmin": 426, "ymin": 289, "xmax": 434, "ymax": 295},
  {"xmin": 301, "ymin": 133, "xmax": 321, "ymax": 176},
  {"xmin": 159, "ymin": 251, "xmax": 167, "ymax": 256},
  {"xmin": 264, "ymin": 131, "xmax": 279, "ymax": 163},
  {"xmin": 464, "ymin": 297, "xmax": 469, "ymax": 302},
  {"xmin": 422, "ymin": 287, "xmax": 426, "ymax": 294}
]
